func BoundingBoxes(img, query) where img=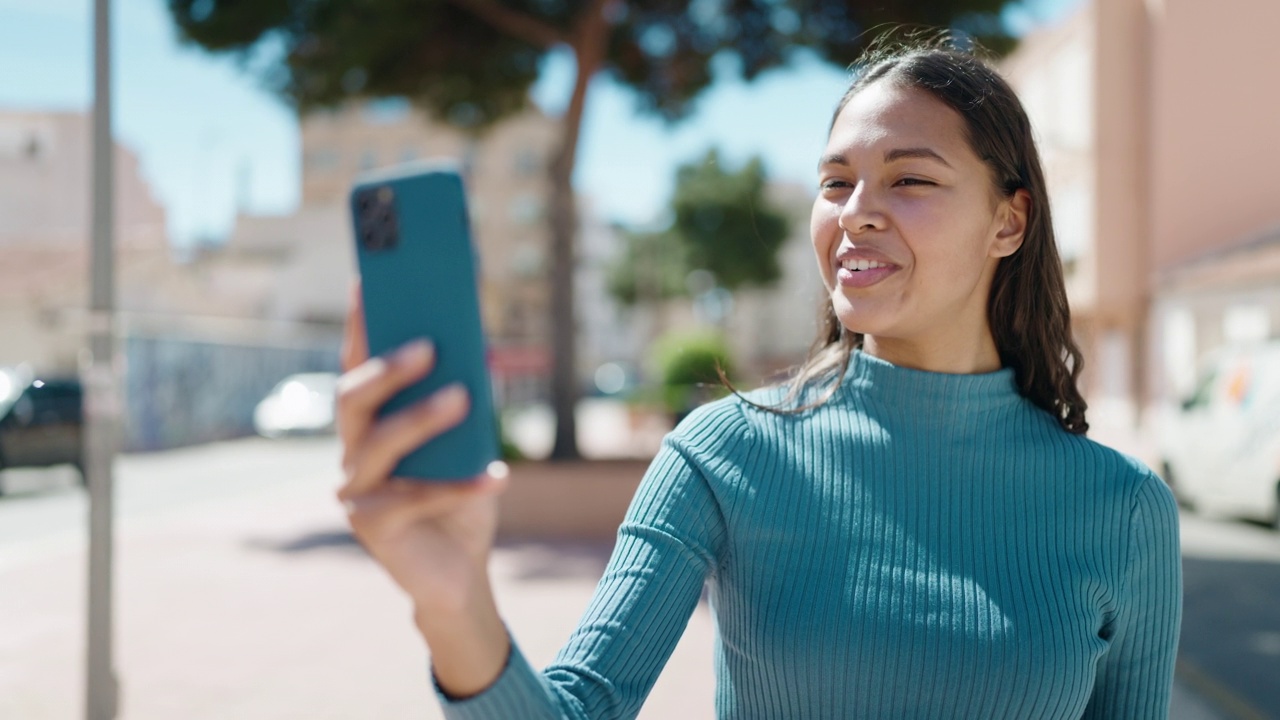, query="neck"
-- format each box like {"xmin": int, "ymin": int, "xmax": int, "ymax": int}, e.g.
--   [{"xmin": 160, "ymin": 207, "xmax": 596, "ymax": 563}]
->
[{"xmin": 861, "ymin": 332, "xmax": 1002, "ymax": 375}]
